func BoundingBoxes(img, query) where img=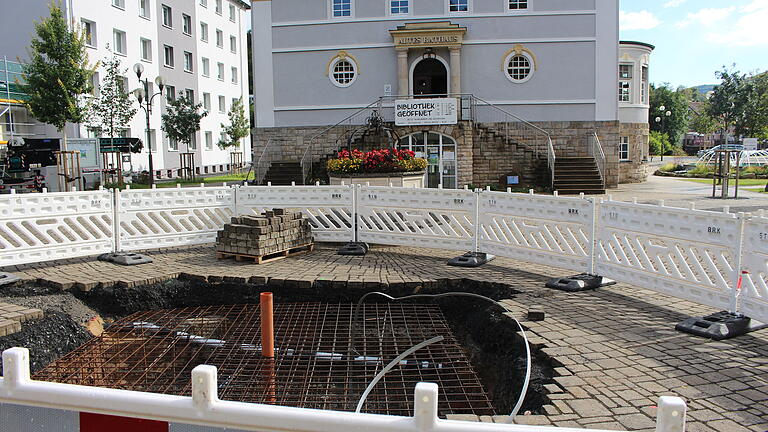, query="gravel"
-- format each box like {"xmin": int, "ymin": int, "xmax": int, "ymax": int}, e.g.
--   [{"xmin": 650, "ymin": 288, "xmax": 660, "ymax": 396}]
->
[{"xmin": 0, "ymin": 311, "xmax": 91, "ymax": 374}]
